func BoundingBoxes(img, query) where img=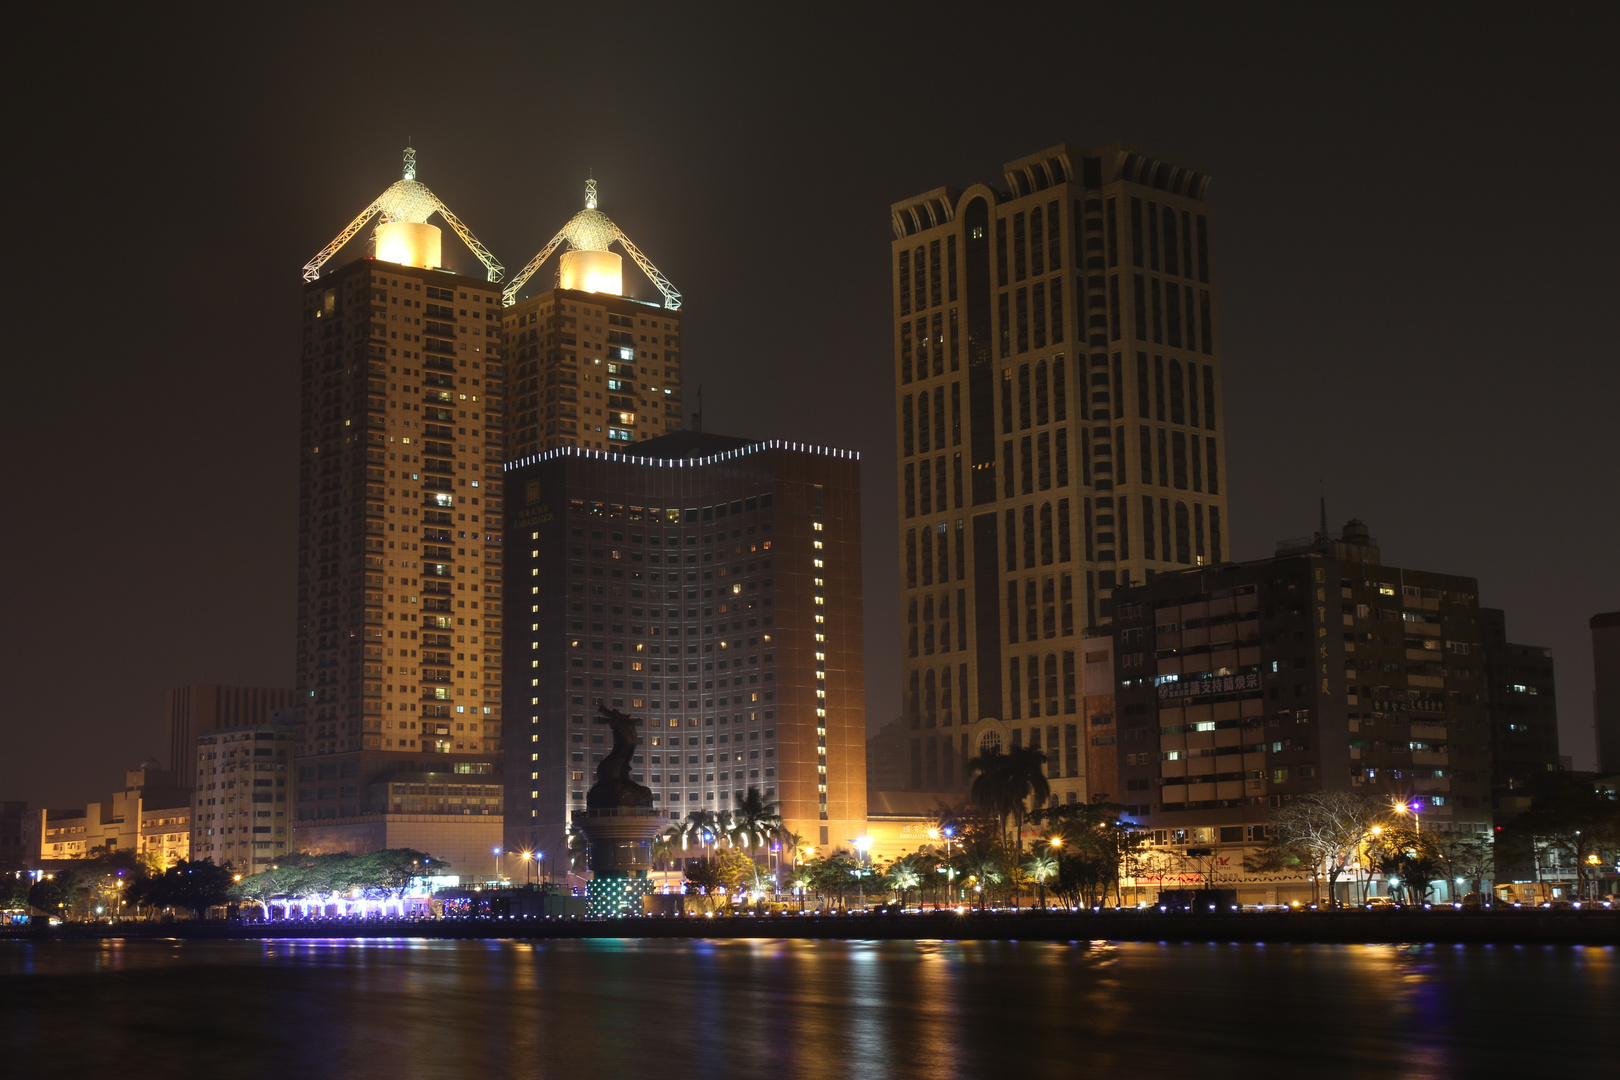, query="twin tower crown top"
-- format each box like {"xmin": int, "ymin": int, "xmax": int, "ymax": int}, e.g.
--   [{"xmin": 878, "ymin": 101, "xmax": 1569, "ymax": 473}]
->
[{"xmin": 302, "ymin": 146, "xmax": 680, "ymax": 311}]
